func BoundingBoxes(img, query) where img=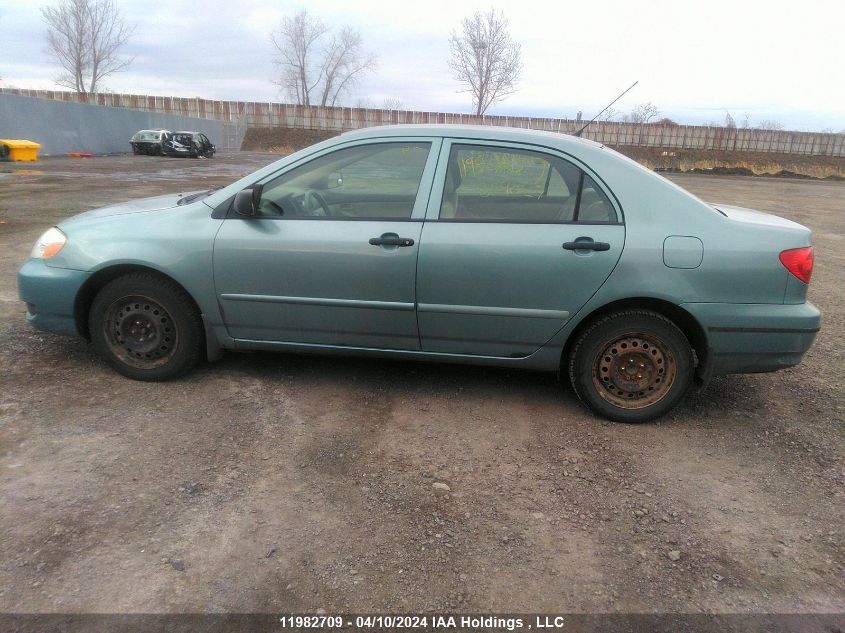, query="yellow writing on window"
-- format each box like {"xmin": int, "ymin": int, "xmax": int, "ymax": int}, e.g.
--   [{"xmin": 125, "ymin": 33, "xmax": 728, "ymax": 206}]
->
[{"xmin": 457, "ymin": 150, "xmax": 550, "ymax": 198}]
